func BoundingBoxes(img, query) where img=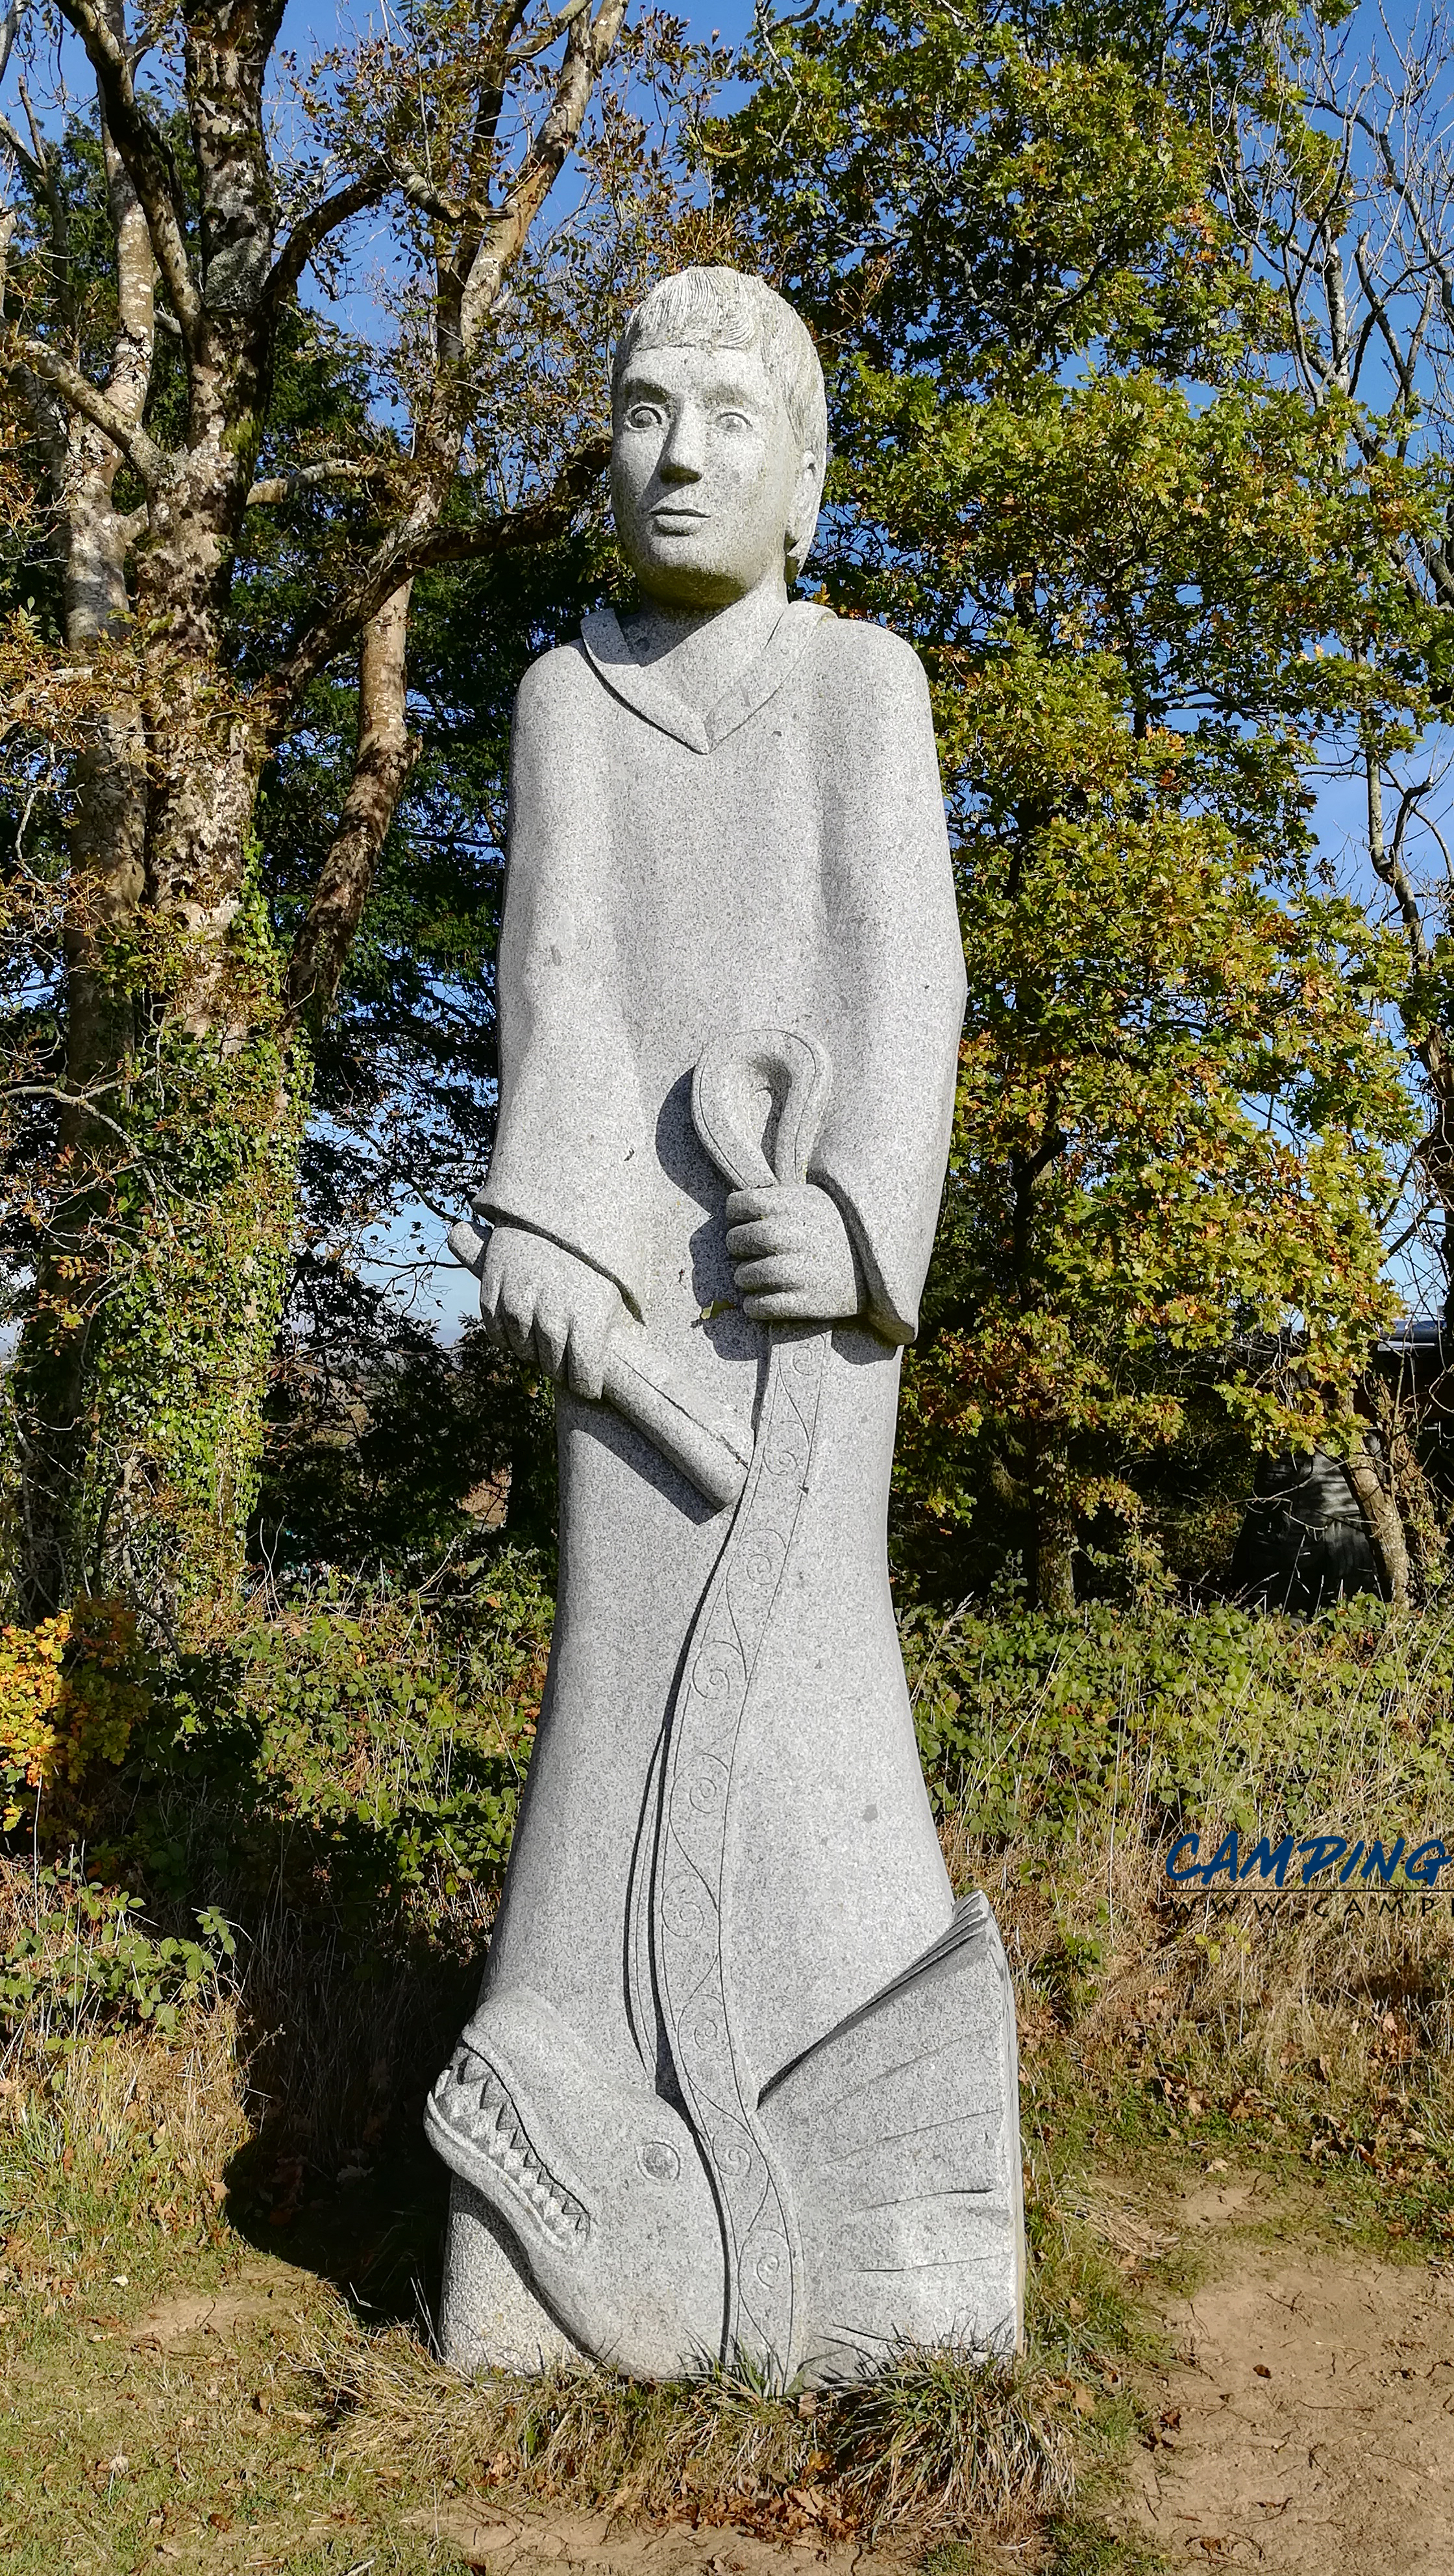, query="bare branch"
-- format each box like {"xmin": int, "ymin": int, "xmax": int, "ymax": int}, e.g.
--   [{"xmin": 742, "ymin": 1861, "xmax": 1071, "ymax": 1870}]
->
[
  {"xmin": 245, "ymin": 456, "xmax": 393, "ymax": 507},
  {"xmin": 51, "ymin": 0, "xmax": 201, "ymax": 342},
  {"xmin": 5, "ymin": 332, "xmax": 167, "ymax": 483},
  {"xmin": 3, "ymin": 1086, "xmax": 160, "ymax": 1192},
  {"xmin": 1353, "ymin": 234, "xmax": 1422, "ymax": 410},
  {"xmin": 506, "ymin": 0, "xmax": 591, "ymax": 66},
  {"xmin": 1320, "ymin": 219, "xmax": 1353, "ymax": 393},
  {"xmin": 1367, "ymin": 750, "xmax": 1436, "ymax": 1009},
  {"xmin": 271, "ymin": 434, "xmax": 610, "ymax": 715},
  {"xmin": 264, "ymin": 171, "xmax": 390, "ymax": 315},
  {"xmin": 408, "ymin": 434, "xmax": 611, "ymax": 568},
  {"xmin": 393, "ymin": 160, "xmax": 491, "ymax": 230},
  {"xmin": 456, "ymin": 0, "xmax": 630, "ymax": 354}
]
